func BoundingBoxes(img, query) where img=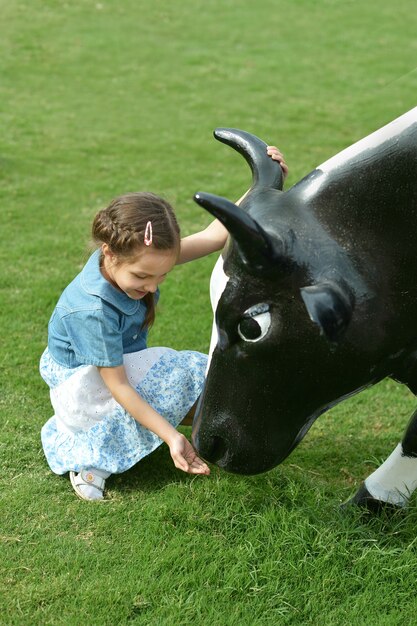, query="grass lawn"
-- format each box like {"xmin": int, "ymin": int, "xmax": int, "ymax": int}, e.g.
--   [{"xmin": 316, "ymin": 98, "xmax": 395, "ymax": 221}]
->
[{"xmin": 1, "ymin": 0, "xmax": 417, "ymax": 624}]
